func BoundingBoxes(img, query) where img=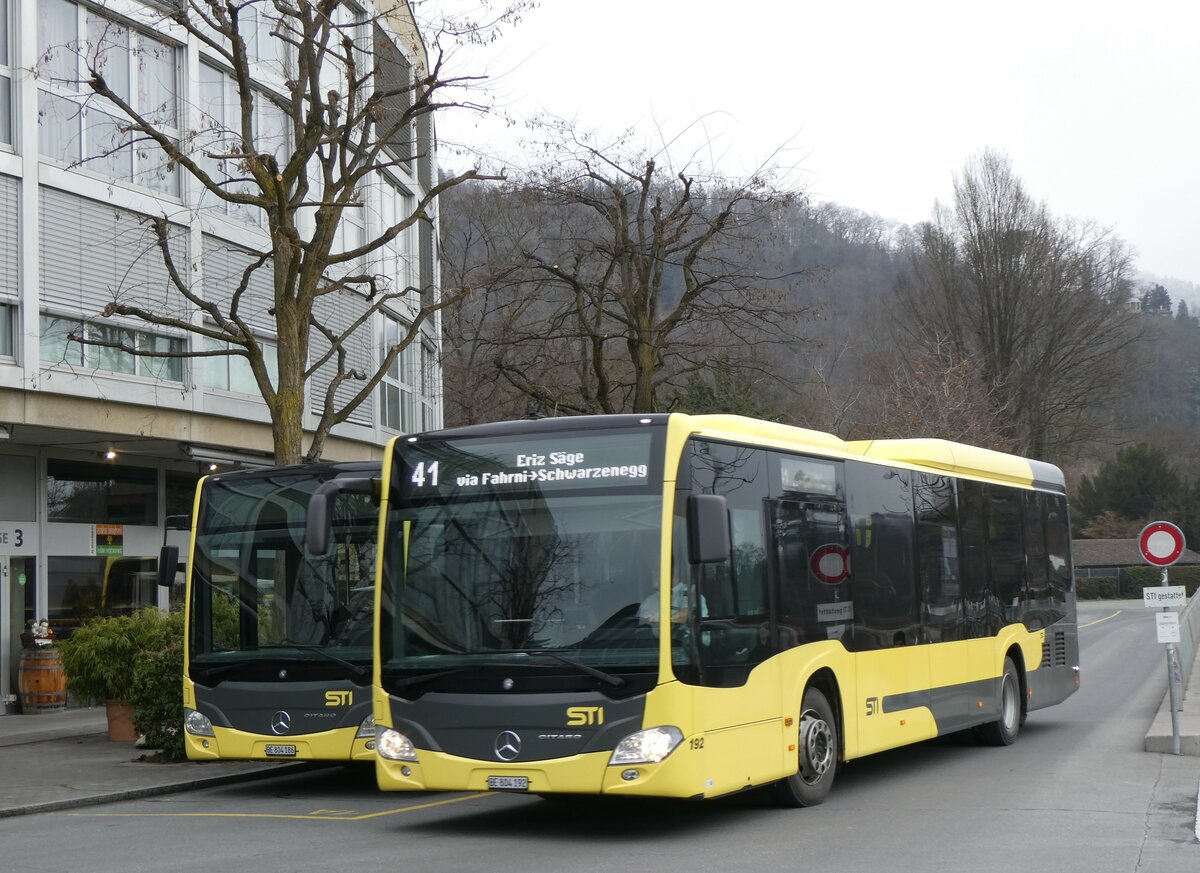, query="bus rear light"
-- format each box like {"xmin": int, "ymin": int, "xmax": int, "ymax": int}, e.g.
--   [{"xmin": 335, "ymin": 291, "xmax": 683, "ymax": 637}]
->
[
  {"xmin": 184, "ymin": 708, "xmax": 214, "ymax": 737},
  {"xmin": 377, "ymin": 727, "xmax": 418, "ymax": 762}
]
